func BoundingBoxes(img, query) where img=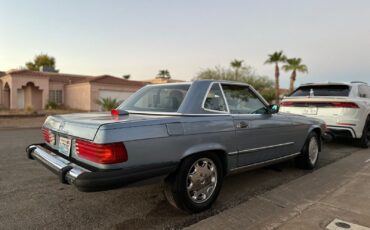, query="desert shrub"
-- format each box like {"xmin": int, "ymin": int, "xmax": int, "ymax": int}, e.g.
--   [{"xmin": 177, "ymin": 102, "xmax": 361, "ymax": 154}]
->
[
  {"xmin": 95, "ymin": 97, "xmax": 120, "ymax": 111},
  {"xmin": 45, "ymin": 101, "xmax": 58, "ymax": 110}
]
